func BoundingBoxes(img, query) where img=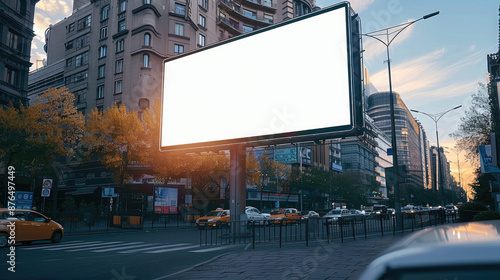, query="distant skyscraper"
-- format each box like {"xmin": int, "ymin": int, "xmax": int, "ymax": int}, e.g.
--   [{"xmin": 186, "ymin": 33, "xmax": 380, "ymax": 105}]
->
[{"xmin": 367, "ymin": 91, "xmax": 424, "ymax": 188}]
